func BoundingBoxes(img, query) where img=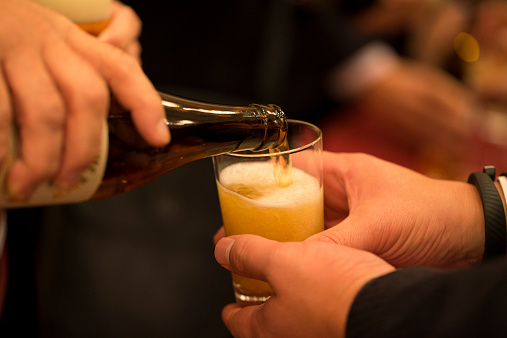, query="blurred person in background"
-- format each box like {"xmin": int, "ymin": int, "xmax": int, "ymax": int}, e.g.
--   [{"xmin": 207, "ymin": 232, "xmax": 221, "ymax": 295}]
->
[
  {"xmin": 344, "ymin": 0, "xmax": 507, "ymax": 176},
  {"xmin": 344, "ymin": 0, "xmax": 507, "ymax": 100}
]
